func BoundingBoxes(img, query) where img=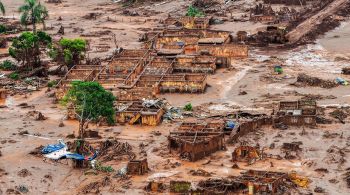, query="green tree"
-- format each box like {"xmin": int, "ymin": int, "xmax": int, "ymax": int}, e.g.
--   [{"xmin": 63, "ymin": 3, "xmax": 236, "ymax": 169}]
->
[
  {"xmin": 19, "ymin": 0, "xmax": 48, "ymax": 33},
  {"xmin": 62, "ymin": 81, "xmax": 116, "ymax": 139},
  {"xmin": 9, "ymin": 31, "xmax": 51, "ymax": 68},
  {"xmin": 0, "ymin": 1, "xmax": 5, "ymax": 15},
  {"xmin": 186, "ymin": 6, "xmax": 204, "ymax": 17},
  {"xmin": 184, "ymin": 103, "xmax": 193, "ymax": 111},
  {"xmin": 50, "ymin": 38, "xmax": 86, "ymax": 69}
]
